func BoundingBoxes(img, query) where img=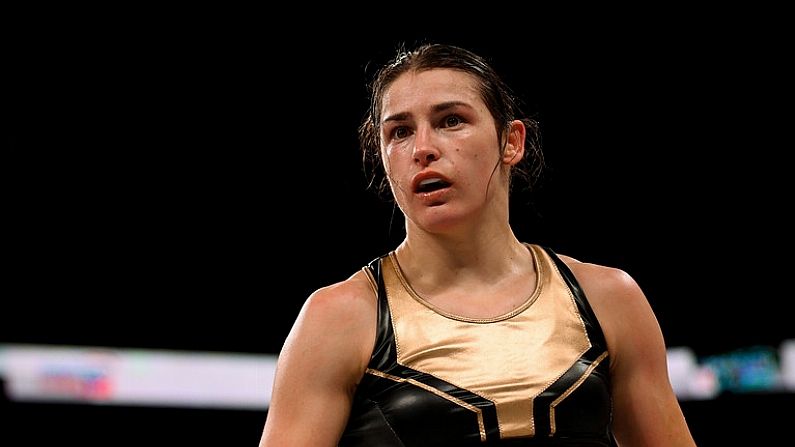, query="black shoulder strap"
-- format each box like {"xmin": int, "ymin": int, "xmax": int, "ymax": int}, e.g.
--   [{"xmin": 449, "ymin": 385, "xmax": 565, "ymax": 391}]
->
[
  {"xmin": 365, "ymin": 254, "xmax": 384, "ymax": 285},
  {"xmin": 541, "ymin": 246, "xmax": 585, "ymax": 300},
  {"xmin": 540, "ymin": 245, "xmax": 609, "ymax": 350},
  {"xmin": 363, "ymin": 253, "xmax": 398, "ymax": 366}
]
